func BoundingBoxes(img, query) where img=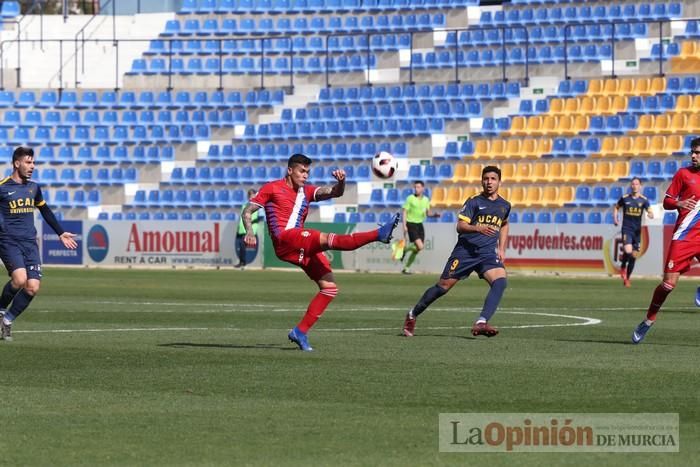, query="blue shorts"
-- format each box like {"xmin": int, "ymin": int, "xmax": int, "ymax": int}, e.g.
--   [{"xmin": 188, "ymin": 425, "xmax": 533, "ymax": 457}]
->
[
  {"xmin": 621, "ymin": 229, "xmax": 641, "ymax": 251},
  {"xmin": 440, "ymin": 245, "xmax": 504, "ymax": 281},
  {"xmin": 0, "ymin": 237, "xmax": 42, "ymax": 280}
]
